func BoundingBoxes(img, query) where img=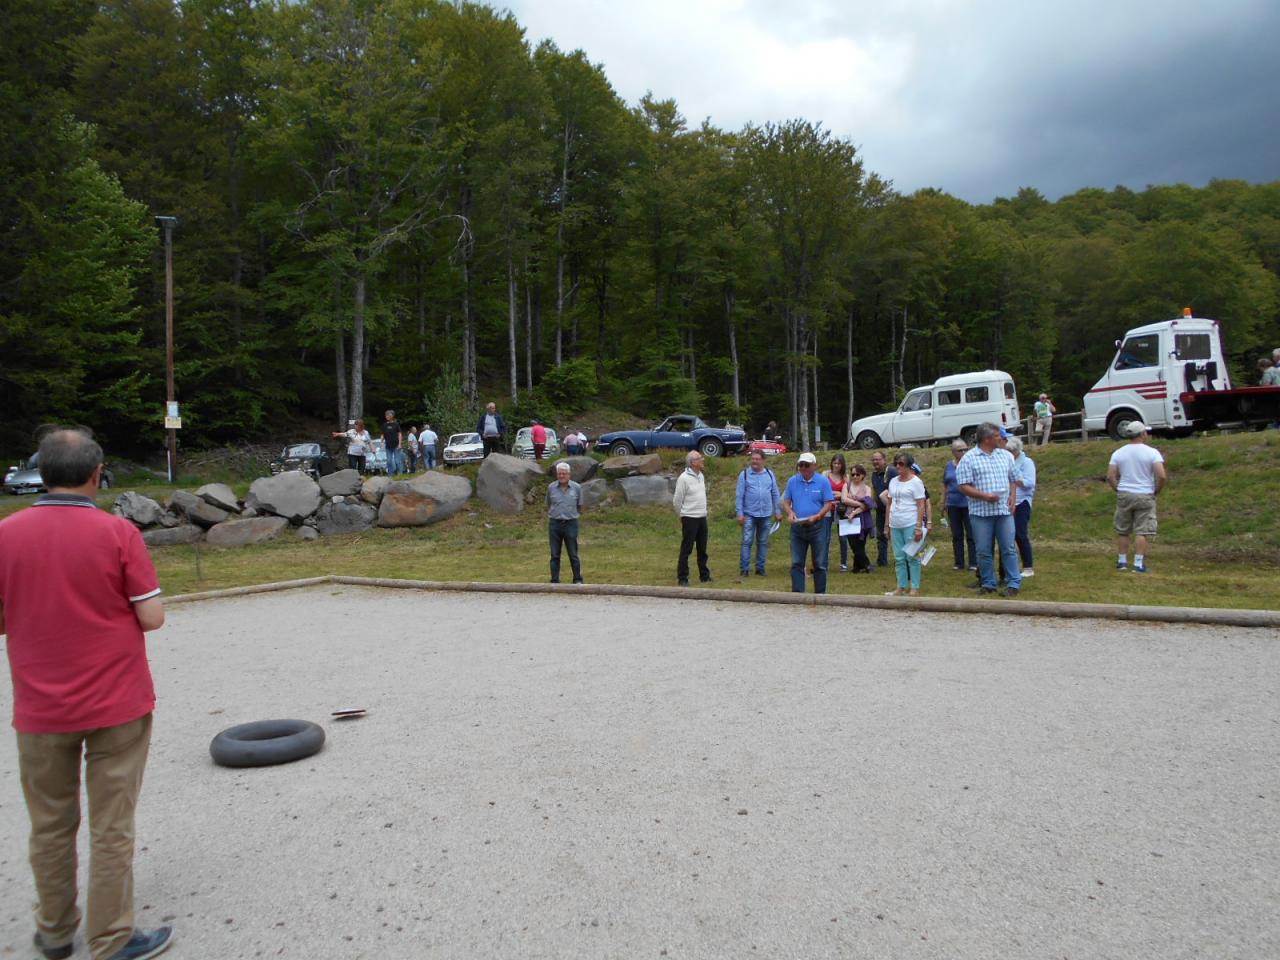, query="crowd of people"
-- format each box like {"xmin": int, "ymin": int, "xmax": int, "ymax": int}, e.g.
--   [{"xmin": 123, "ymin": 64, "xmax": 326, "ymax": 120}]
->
[{"xmin": 333, "ymin": 410, "xmax": 438, "ymax": 475}]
